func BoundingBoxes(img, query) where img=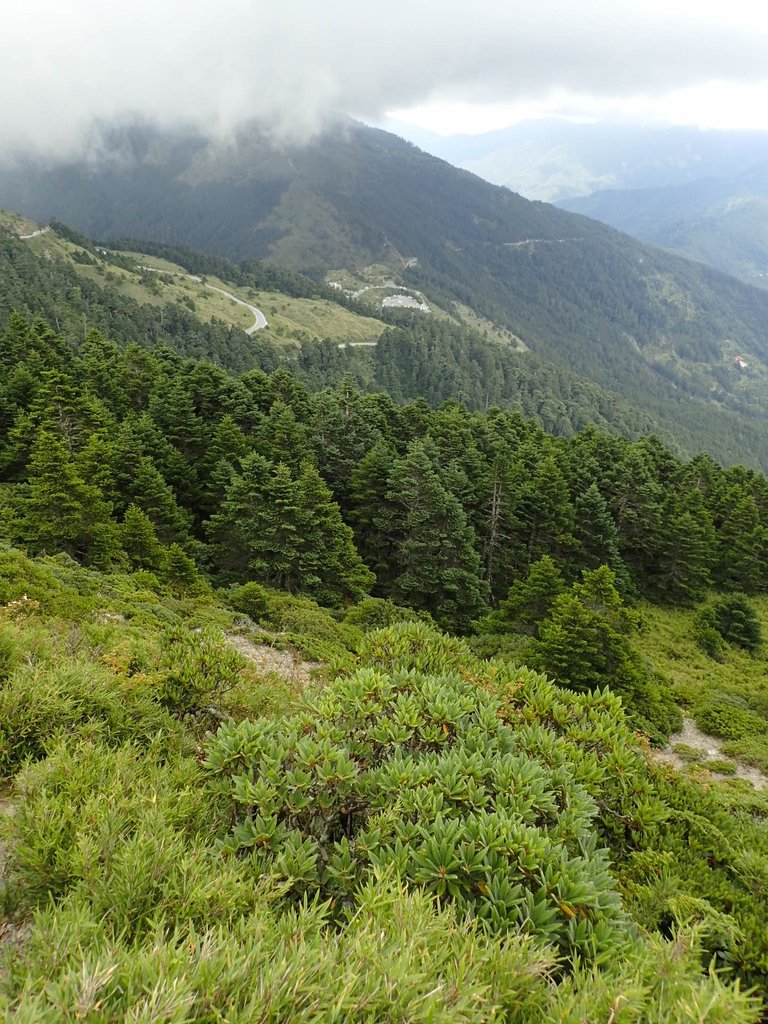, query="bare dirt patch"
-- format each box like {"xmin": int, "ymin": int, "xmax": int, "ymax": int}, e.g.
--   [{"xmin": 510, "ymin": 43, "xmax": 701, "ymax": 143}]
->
[
  {"xmin": 225, "ymin": 634, "xmax": 321, "ymax": 689},
  {"xmin": 653, "ymin": 718, "xmax": 768, "ymax": 790}
]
